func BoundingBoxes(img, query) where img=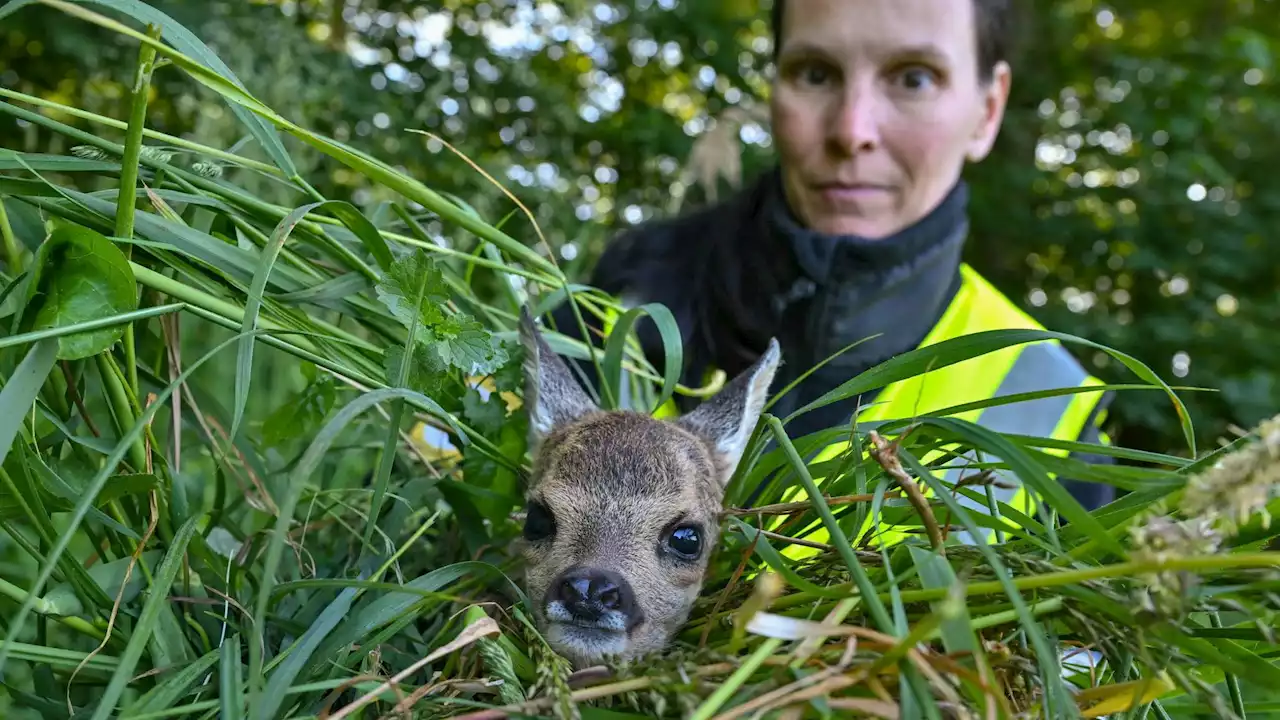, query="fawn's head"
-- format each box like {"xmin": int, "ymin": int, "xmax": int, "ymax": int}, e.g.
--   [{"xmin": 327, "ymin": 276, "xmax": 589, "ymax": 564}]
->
[{"xmin": 515, "ymin": 309, "xmax": 780, "ymax": 668}]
